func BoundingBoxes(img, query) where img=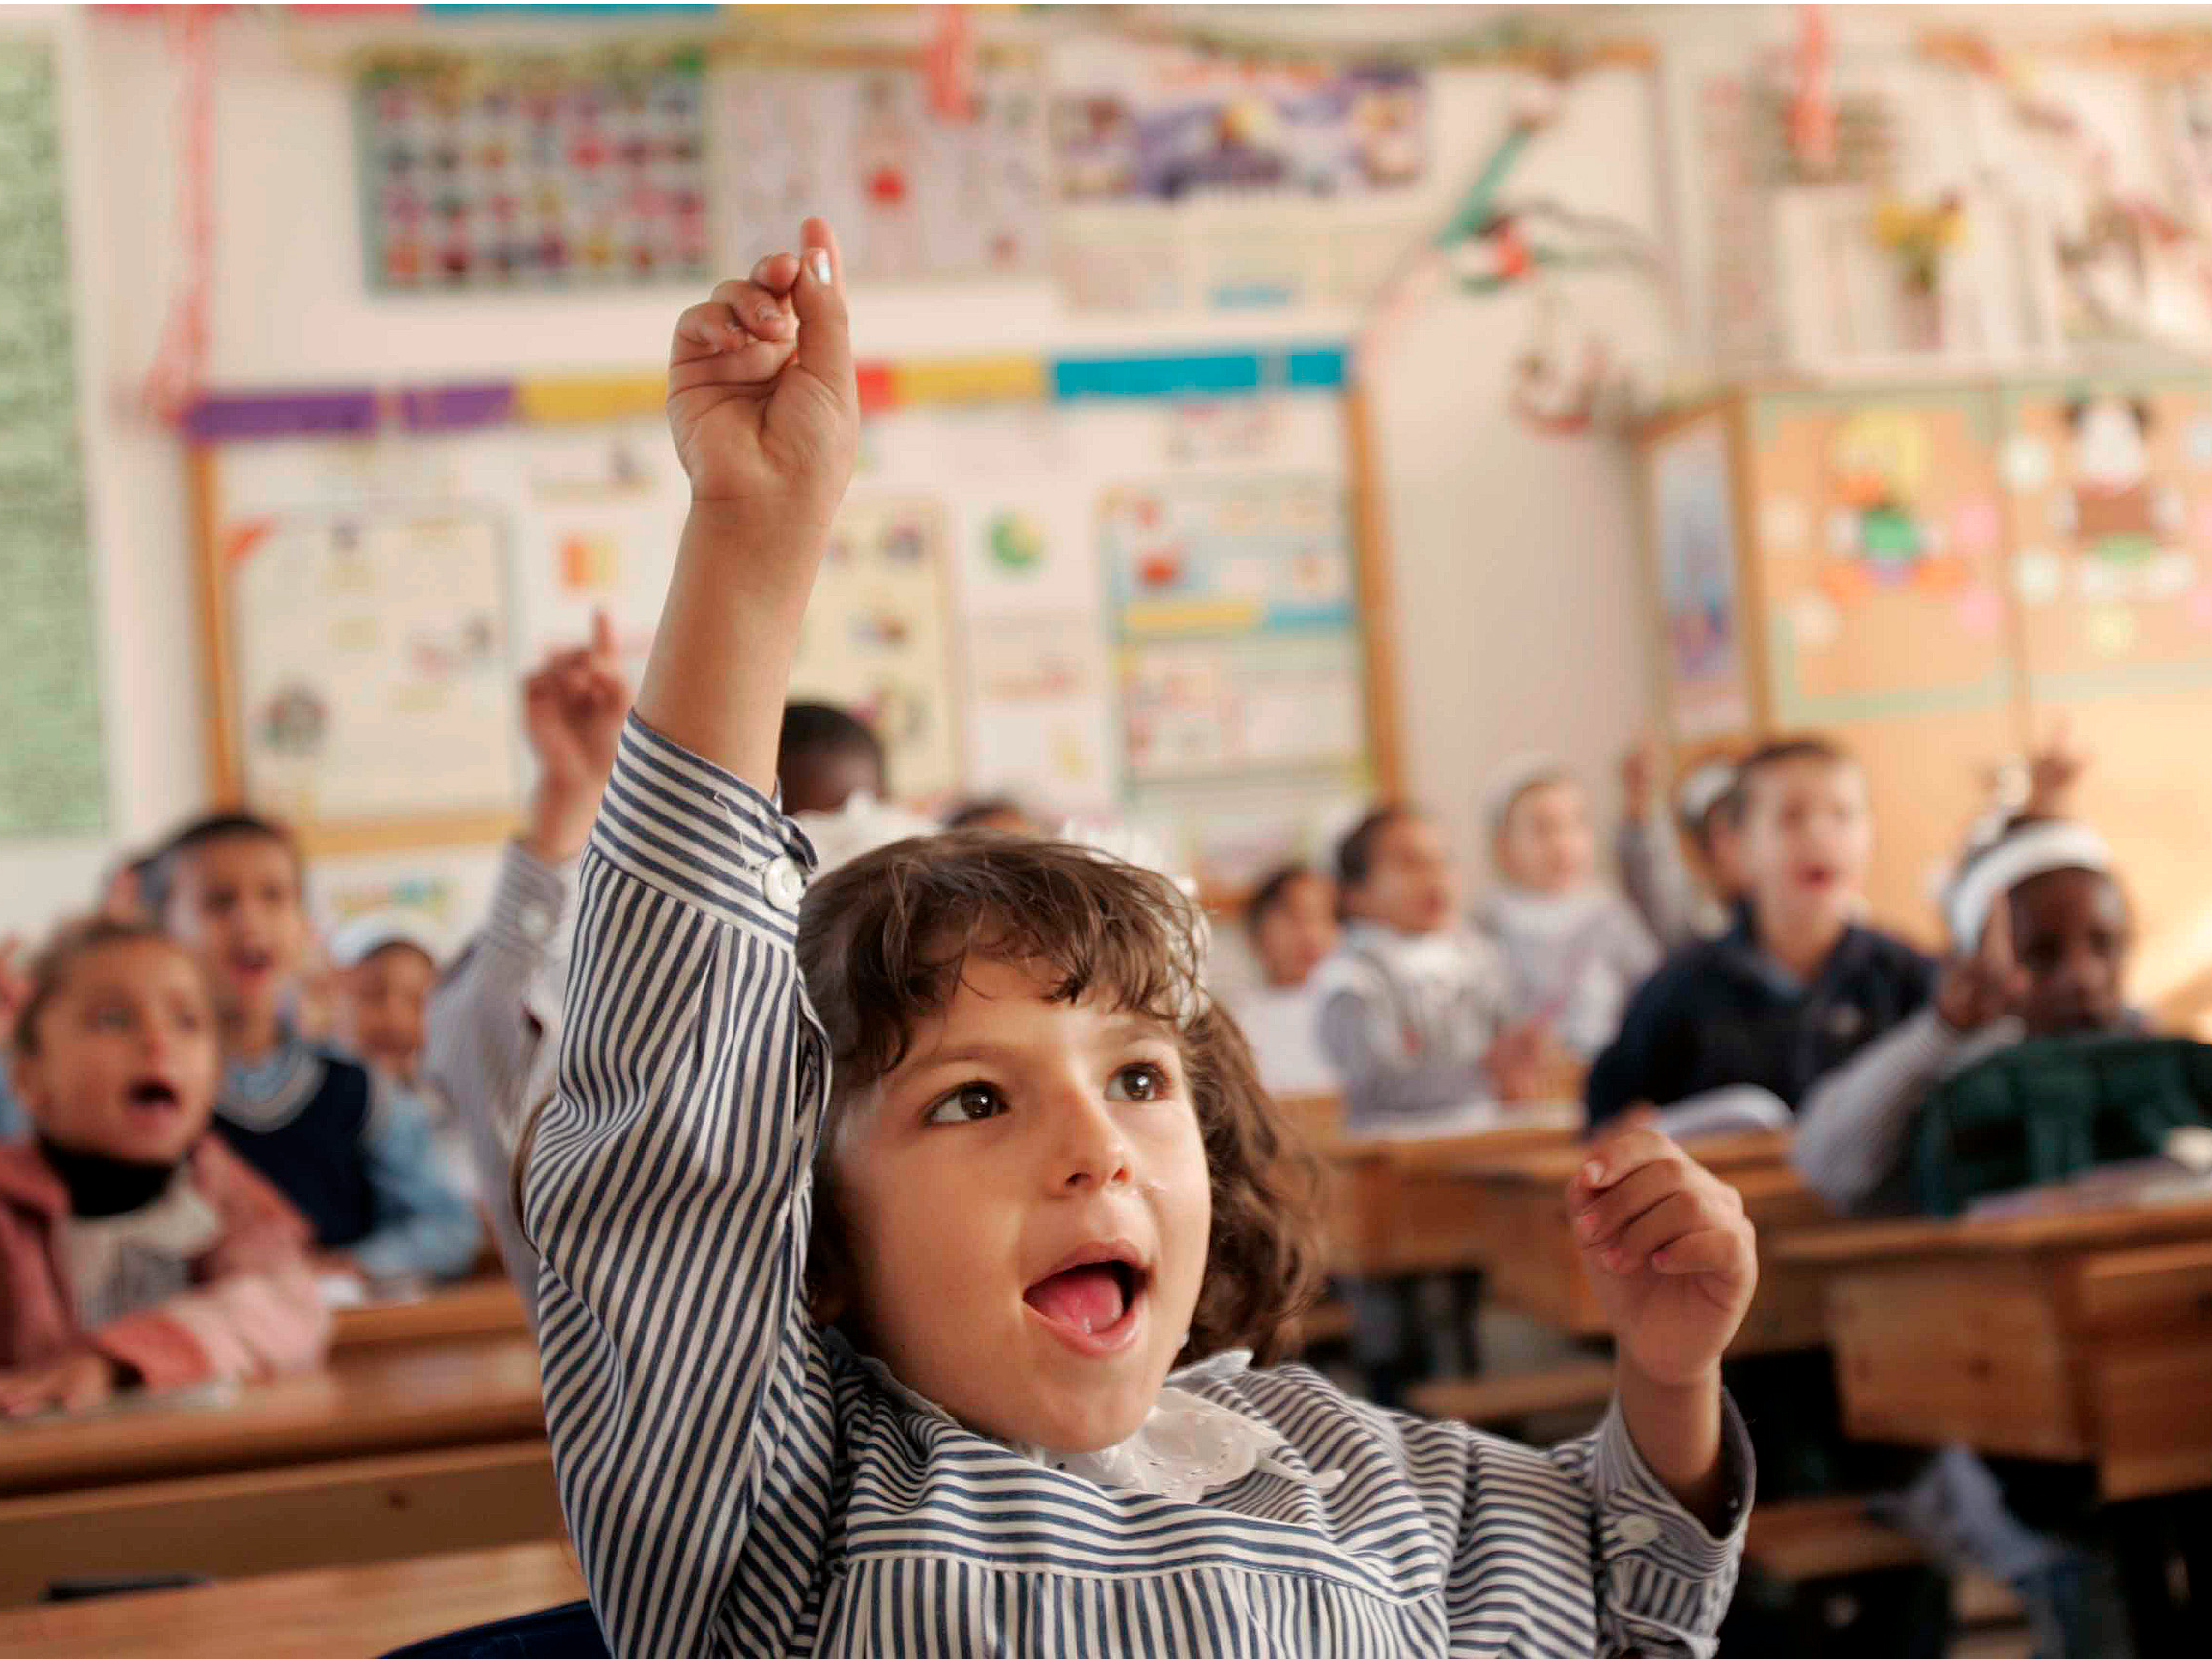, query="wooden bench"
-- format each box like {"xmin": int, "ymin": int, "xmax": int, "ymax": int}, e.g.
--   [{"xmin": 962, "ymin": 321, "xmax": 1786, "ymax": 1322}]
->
[{"xmin": 1405, "ymin": 1359, "xmax": 1616, "ymax": 1430}]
